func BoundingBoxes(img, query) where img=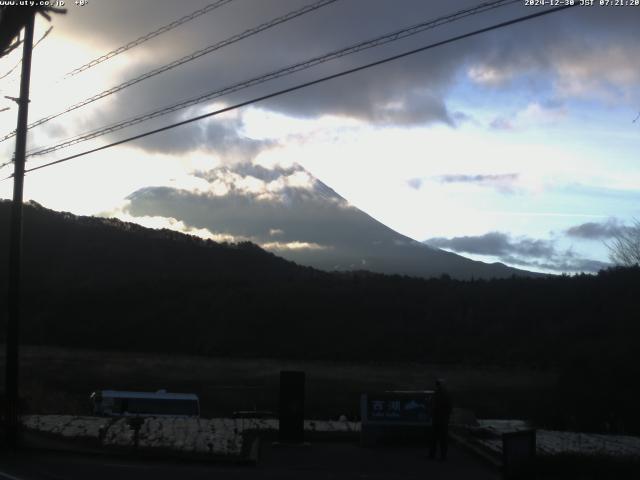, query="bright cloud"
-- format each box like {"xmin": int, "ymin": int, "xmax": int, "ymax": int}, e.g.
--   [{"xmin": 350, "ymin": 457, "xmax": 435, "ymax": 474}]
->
[
  {"xmin": 104, "ymin": 210, "xmax": 246, "ymax": 244},
  {"xmin": 261, "ymin": 241, "xmax": 329, "ymax": 251}
]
